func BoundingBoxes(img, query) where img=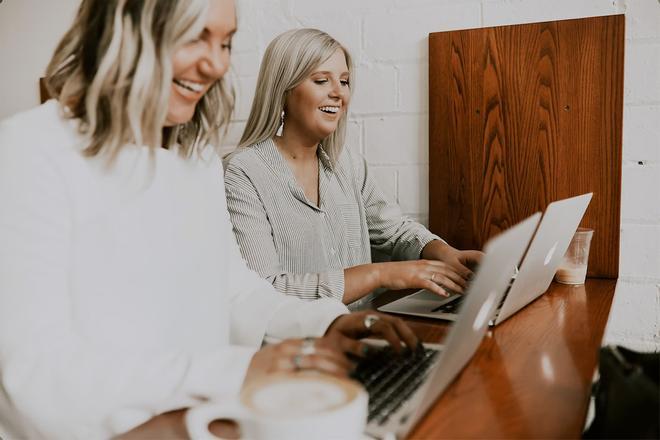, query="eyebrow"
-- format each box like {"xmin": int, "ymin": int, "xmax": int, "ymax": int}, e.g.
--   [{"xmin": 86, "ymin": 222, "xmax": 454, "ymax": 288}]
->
[
  {"xmin": 201, "ymin": 27, "xmax": 238, "ymax": 38},
  {"xmin": 312, "ymin": 70, "xmax": 350, "ymax": 76}
]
